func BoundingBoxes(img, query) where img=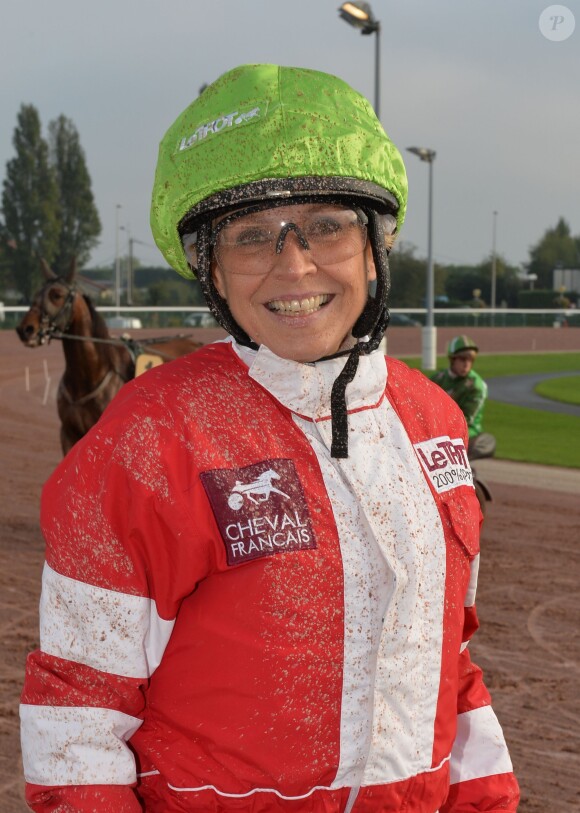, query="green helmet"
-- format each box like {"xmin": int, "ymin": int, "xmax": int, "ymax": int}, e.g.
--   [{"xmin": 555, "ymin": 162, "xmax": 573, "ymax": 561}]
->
[
  {"xmin": 150, "ymin": 63, "xmax": 408, "ymax": 280},
  {"xmin": 448, "ymin": 335, "xmax": 479, "ymax": 357}
]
